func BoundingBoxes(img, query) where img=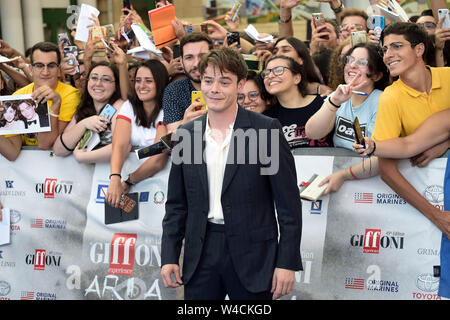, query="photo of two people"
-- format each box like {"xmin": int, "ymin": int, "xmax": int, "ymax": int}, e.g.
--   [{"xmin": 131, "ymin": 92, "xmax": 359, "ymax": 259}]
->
[{"xmin": 0, "ymin": 94, "xmax": 50, "ymax": 135}]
